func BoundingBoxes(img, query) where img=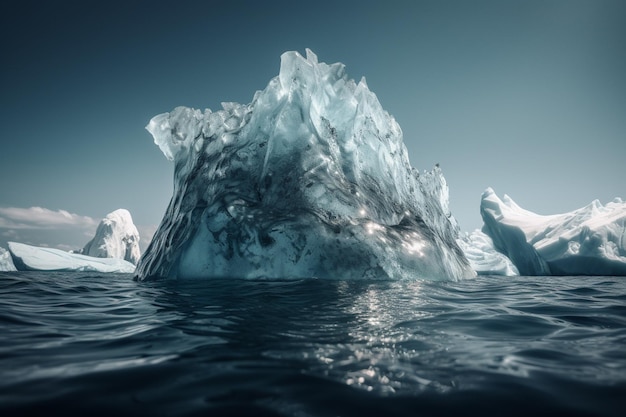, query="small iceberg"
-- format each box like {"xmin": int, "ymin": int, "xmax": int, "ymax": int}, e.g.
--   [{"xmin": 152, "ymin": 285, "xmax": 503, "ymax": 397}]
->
[
  {"xmin": 80, "ymin": 209, "xmax": 141, "ymax": 265},
  {"xmin": 481, "ymin": 188, "xmax": 626, "ymax": 275}
]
